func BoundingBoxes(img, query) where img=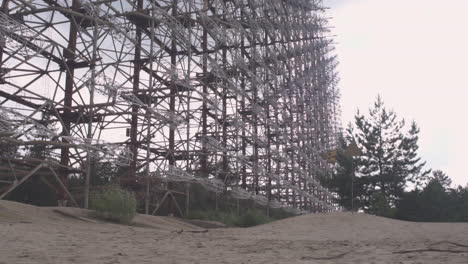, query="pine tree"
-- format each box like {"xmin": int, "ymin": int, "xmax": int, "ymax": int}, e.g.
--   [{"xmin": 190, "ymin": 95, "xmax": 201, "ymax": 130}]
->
[
  {"xmin": 428, "ymin": 170, "xmax": 452, "ymax": 189},
  {"xmin": 340, "ymin": 95, "xmax": 428, "ymax": 211},
  {"xmin": 398, "ymin": 121, "xmax": 430, "ymax": 186}
]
